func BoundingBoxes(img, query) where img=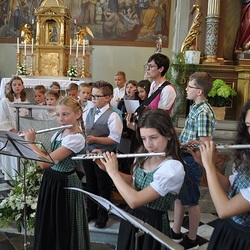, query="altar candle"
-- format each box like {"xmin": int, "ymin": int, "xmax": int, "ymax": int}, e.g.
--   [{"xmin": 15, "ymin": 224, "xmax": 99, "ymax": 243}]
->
[
  {"xmin": 17, "ymin": 37, "xmax": 19, "ymax": 53},
  {"xmin": 74, "ymin": 19, "xmax": 76, "ymax": 25},
  {"xmin": 31, "ymin": 38, "xmax": 34, "ymax": 54},
  {"xmin": 69, "ymin": 39, "xmax": 72, "ymax": 56},
  {"xmin": 82, "ymin": 39, "xmax": 85, "ymax": 56},
  {"xmin": 24, "ymin": 41, "xmax": 27, "ymax": 56},
  {"xmin": 76, "ymin": 41, "xmax": 79, "ymax": 58}
]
